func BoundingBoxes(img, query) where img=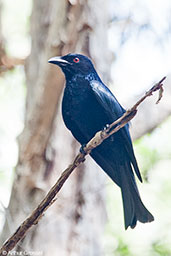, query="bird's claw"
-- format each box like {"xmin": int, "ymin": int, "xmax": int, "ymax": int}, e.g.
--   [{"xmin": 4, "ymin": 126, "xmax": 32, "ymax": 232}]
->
[
  {"xmin": 103, "ymin": 124, "xmax": 110, "ymax": 131},
  {"xmin": 80, "ymin": 144, "xmax": 87, "ymax": 154}
]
